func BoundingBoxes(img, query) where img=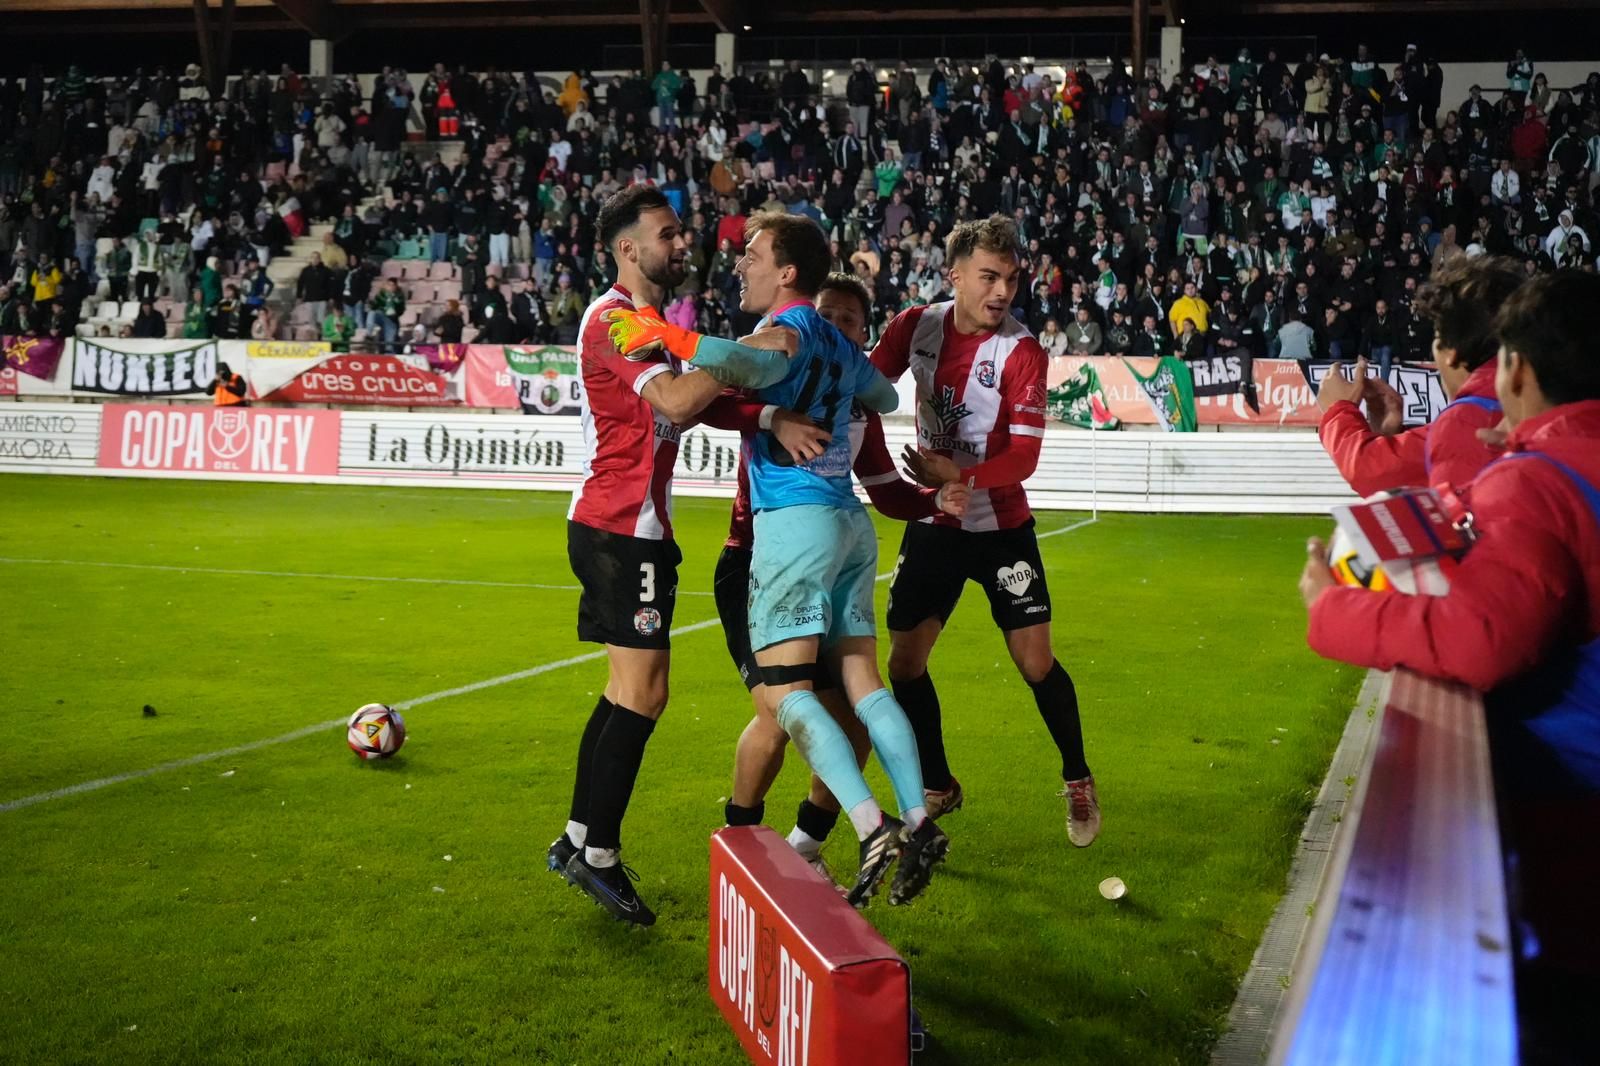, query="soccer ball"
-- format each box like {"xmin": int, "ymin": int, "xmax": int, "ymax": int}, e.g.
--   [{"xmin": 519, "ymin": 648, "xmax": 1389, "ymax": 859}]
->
[
  {"xmin": 347, "ymin": 704, "xmax": 406, "ymax": 760},
  {"xmin": 1326, "ymin": 525, "xmax": 1455, "ymax": 596}
]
